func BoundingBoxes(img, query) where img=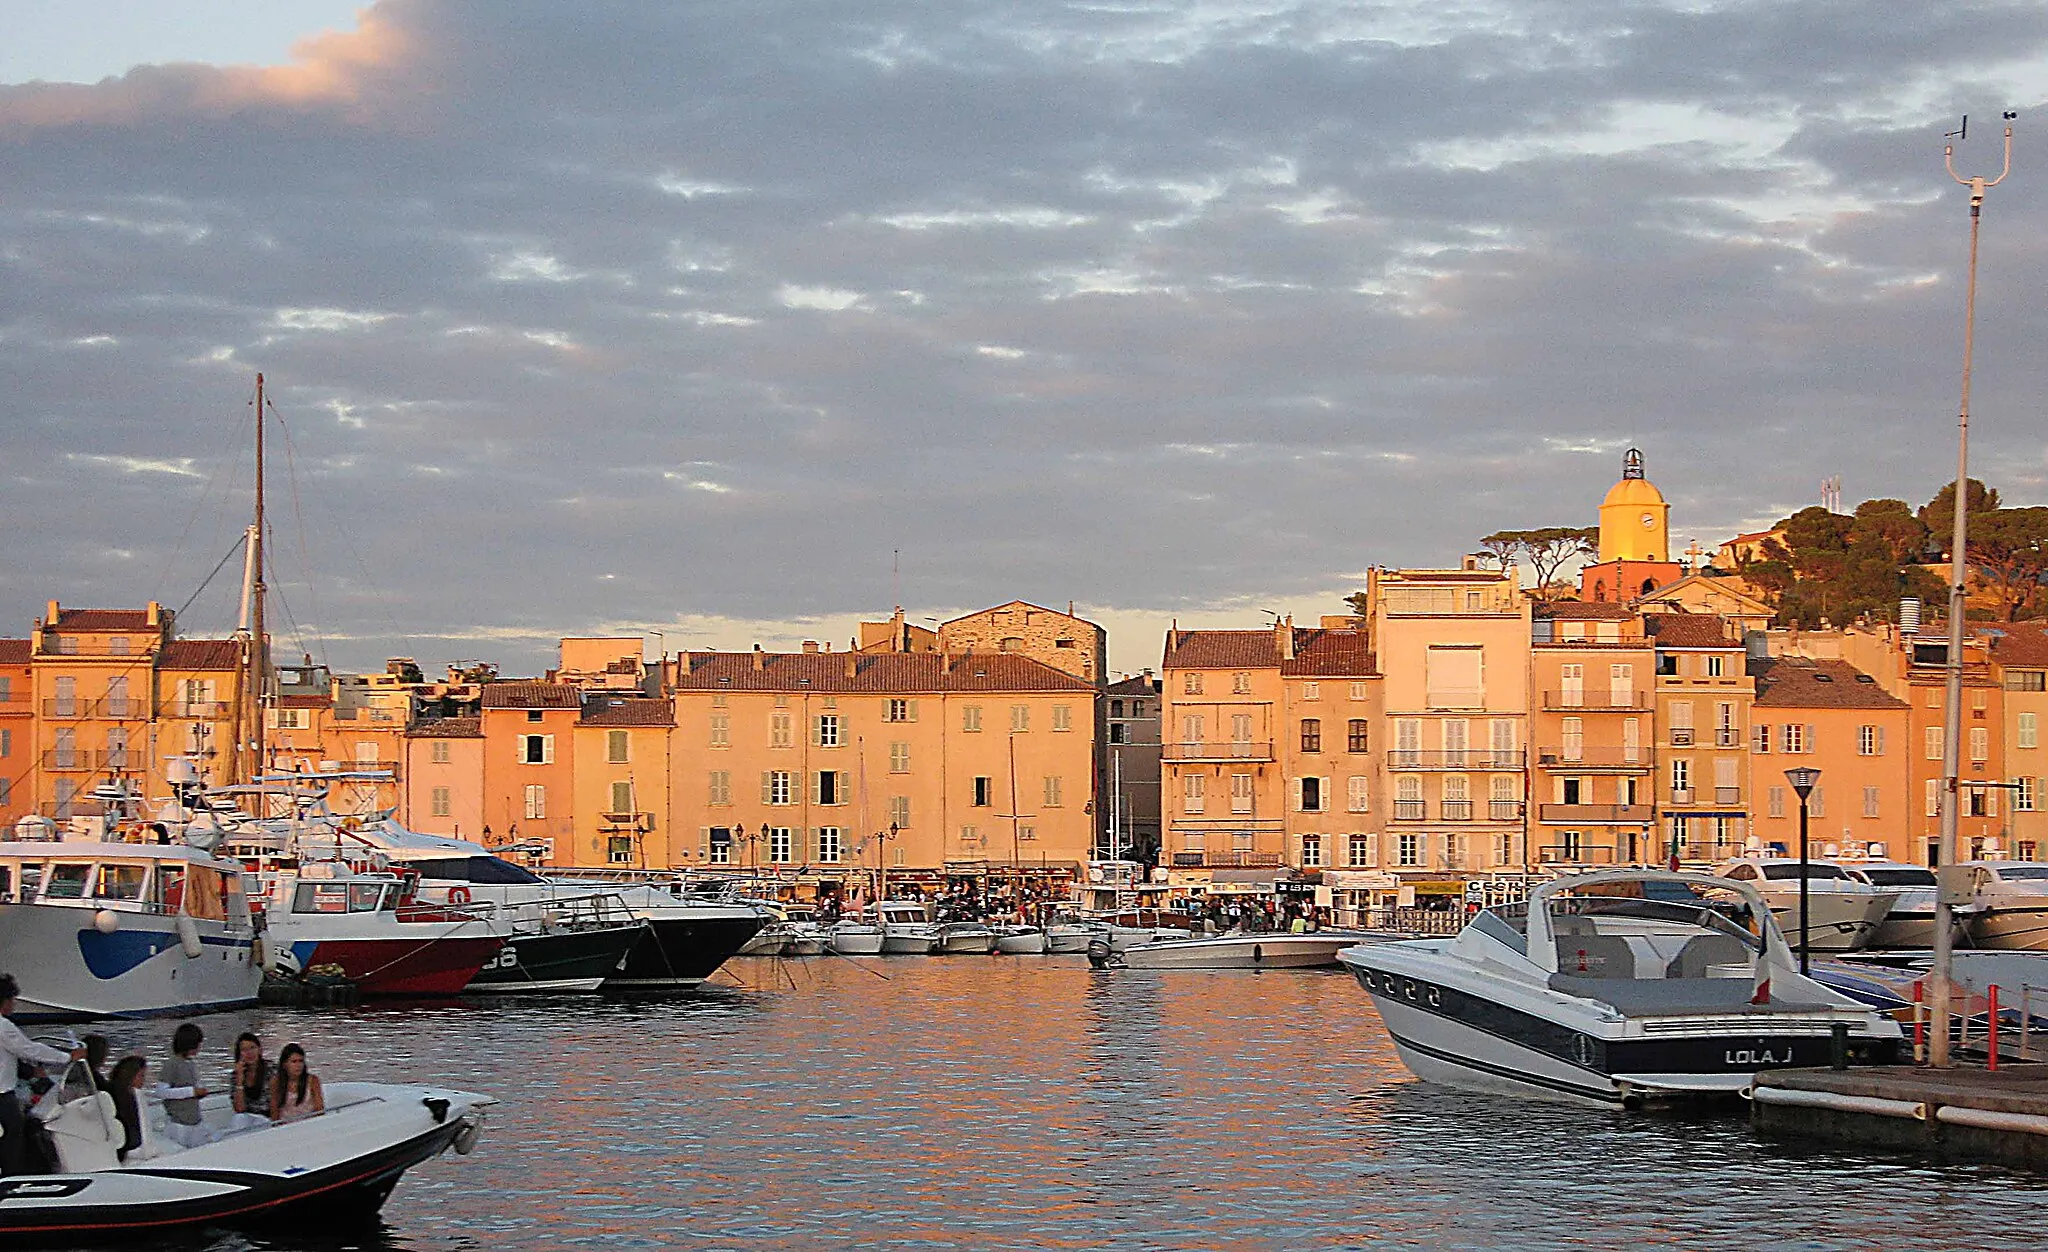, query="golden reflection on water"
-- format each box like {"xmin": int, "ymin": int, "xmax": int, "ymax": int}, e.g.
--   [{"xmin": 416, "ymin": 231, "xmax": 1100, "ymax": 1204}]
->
[{"xmin": 65, "ymin": 960, "xmax": 2048, "ymax": 1251}]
